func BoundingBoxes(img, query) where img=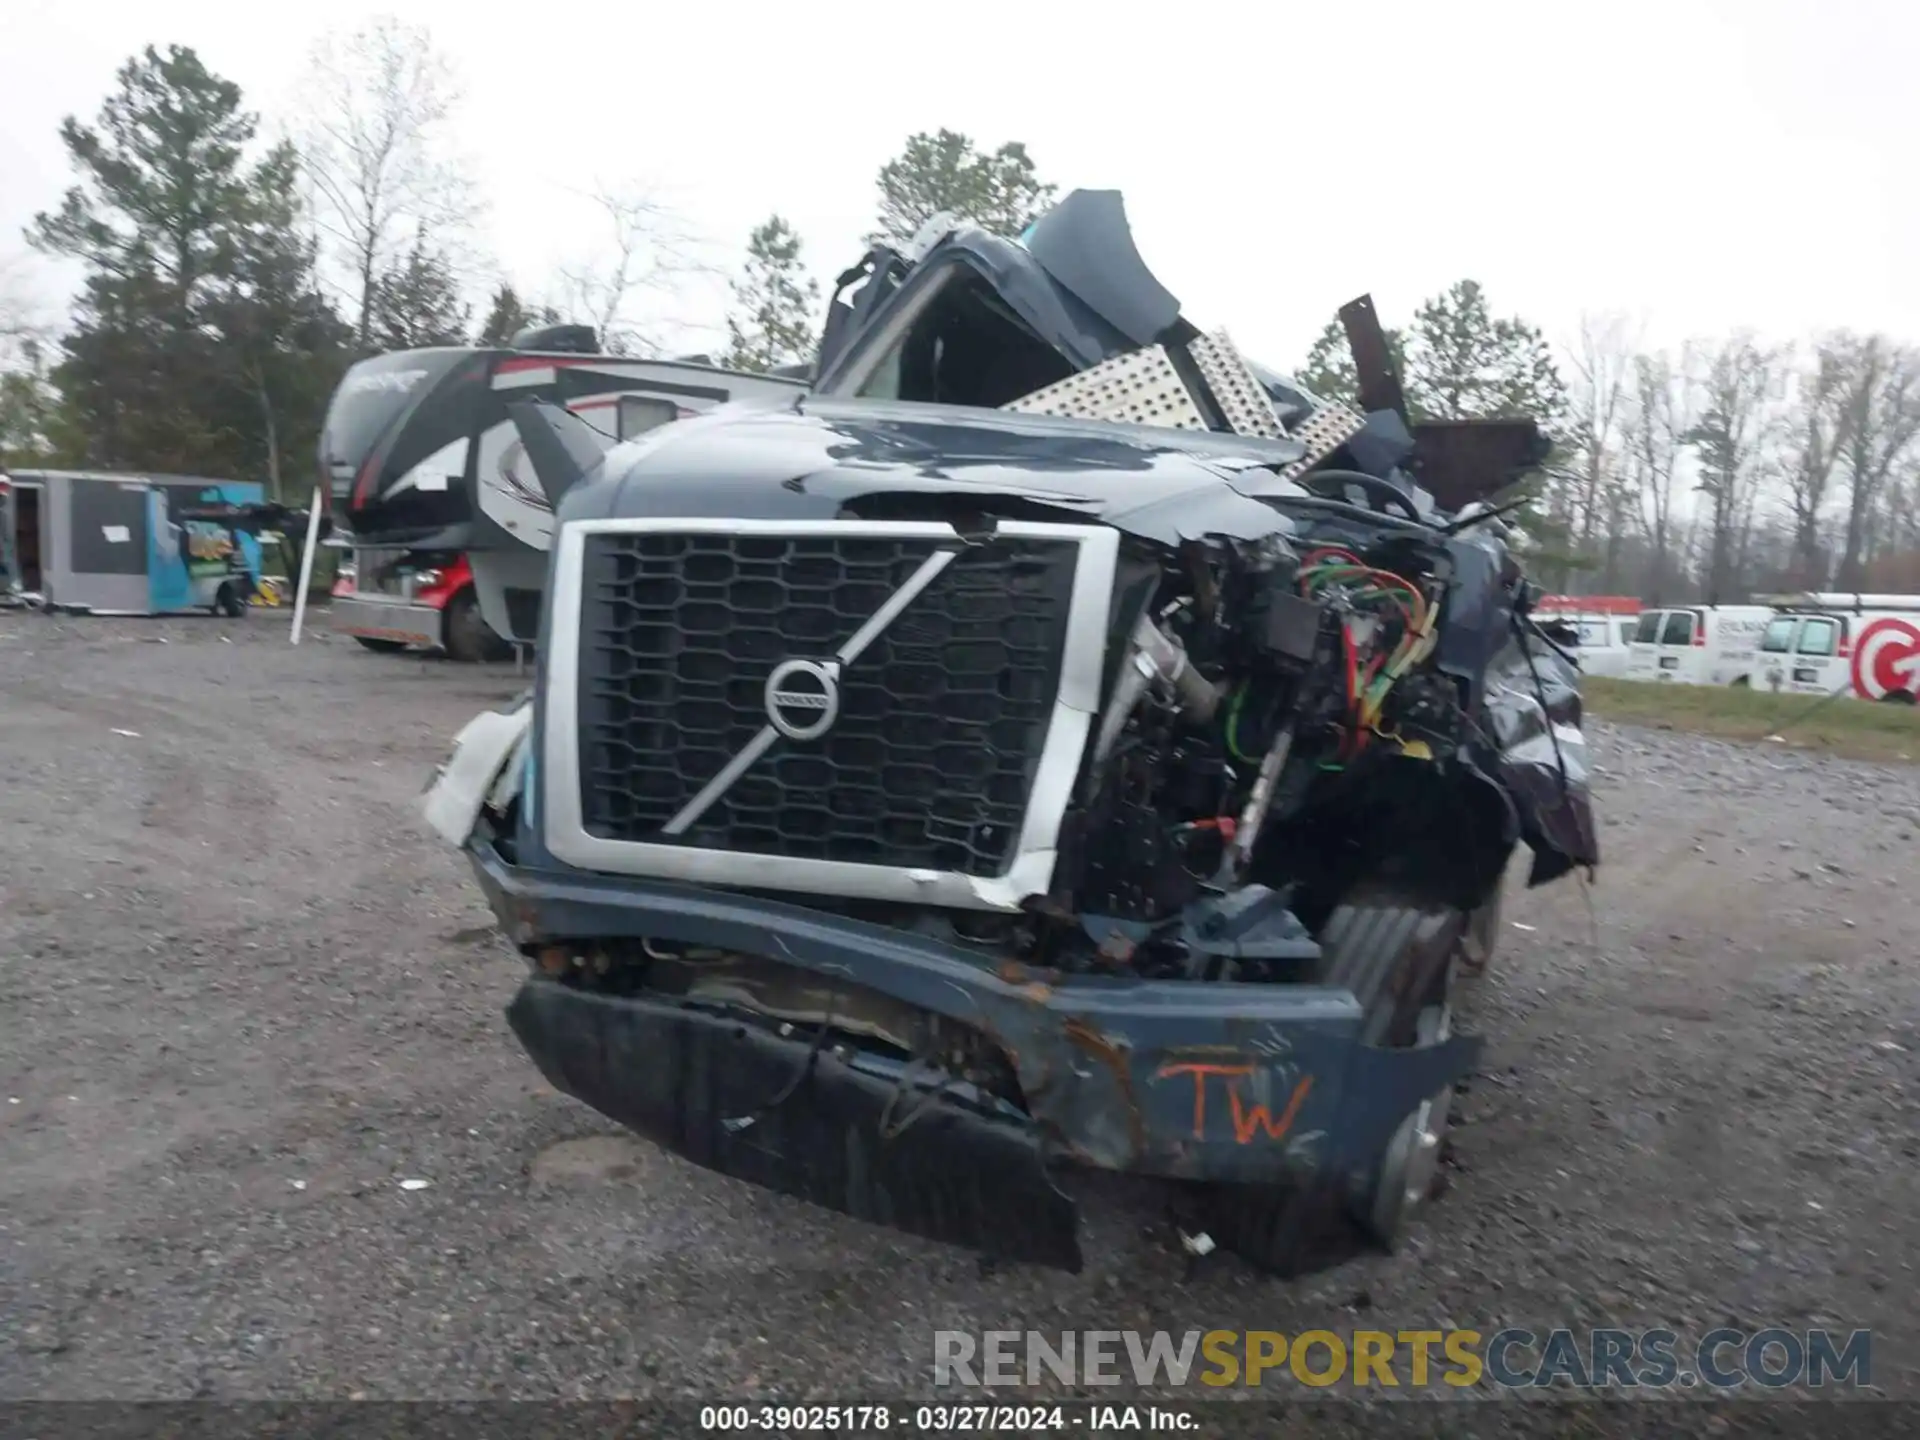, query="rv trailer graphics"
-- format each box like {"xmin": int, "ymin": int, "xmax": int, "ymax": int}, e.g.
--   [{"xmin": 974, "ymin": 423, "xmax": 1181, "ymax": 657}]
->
[
  {"xmin": 325, "ymin": 345, "xmax": 807, "ymax": 653},
  {"xmin": 469, "ymin": 357, "xmax": 792, "ymax": 555},
  {"xmin": 334, "ymin": 349, "xmax": 799, "ymax": 553}
]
